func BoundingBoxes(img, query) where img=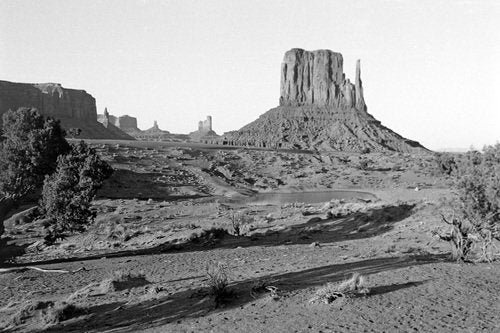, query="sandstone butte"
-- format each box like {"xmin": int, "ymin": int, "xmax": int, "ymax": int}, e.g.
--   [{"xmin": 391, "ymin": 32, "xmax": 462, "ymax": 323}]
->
[
  {"xmin": 219, "ymin": 48, "xmax": 428, "ymax": 153},
  {"xmin": 0, "ymin": 80, "xmax": 133, "ymax": 140}
]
